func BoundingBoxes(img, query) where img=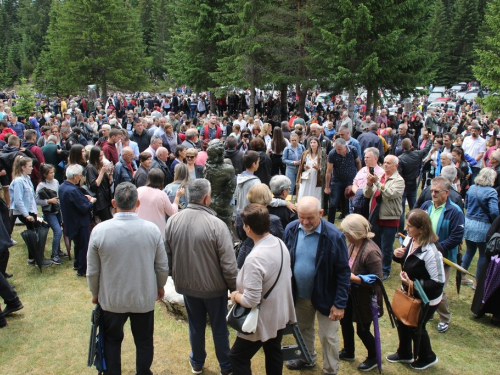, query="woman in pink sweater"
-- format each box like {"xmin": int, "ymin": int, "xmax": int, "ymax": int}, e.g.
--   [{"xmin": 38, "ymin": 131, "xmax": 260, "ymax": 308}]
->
[{"xmin": 136, "ymin": 168, "xmax": 184, "ymax": 239}]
